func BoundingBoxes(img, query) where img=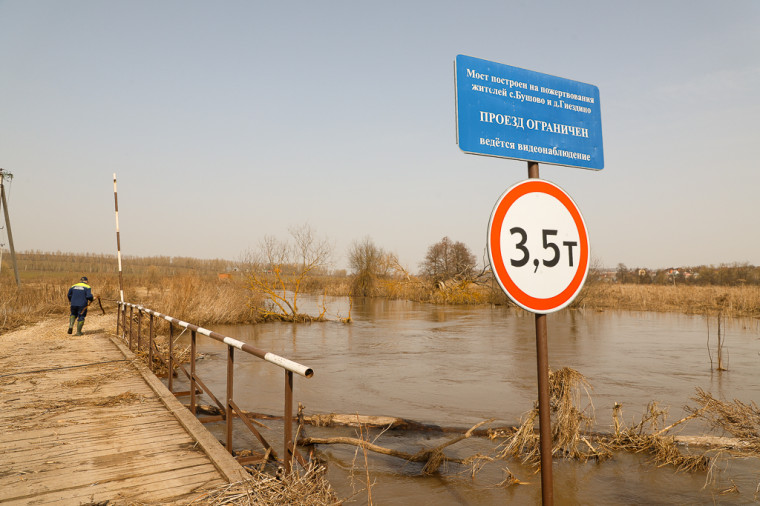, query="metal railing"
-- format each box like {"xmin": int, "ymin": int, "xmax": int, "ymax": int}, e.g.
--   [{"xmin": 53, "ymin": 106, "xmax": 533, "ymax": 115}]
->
[{"xmin": 116, "ymin": 301, "xmax": 313, "ymax": 473}]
